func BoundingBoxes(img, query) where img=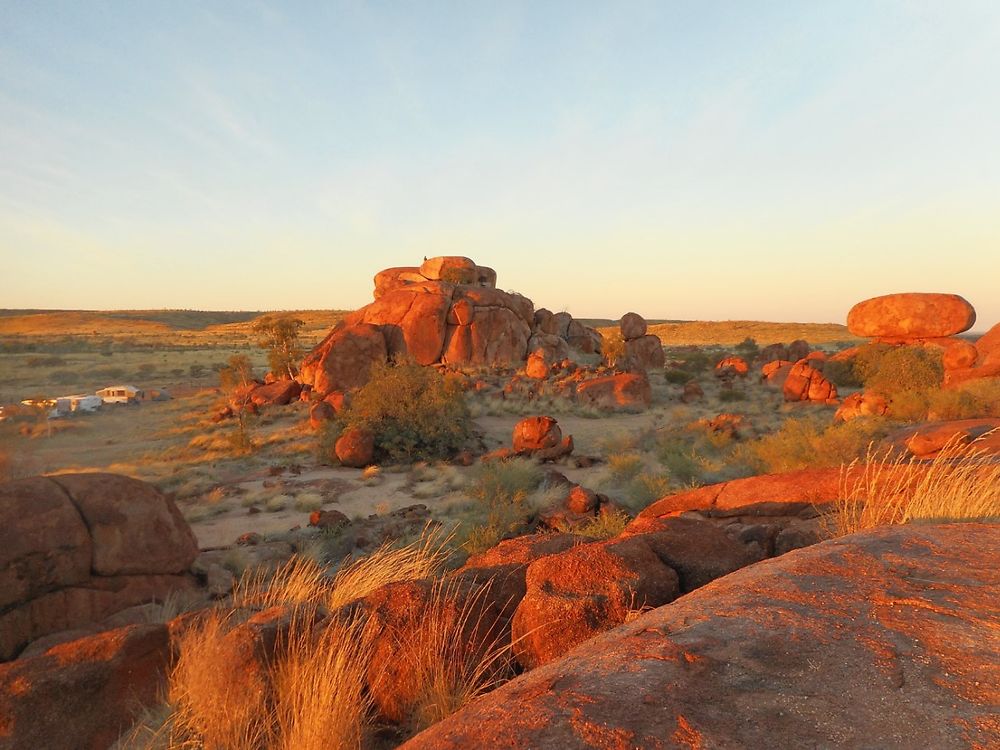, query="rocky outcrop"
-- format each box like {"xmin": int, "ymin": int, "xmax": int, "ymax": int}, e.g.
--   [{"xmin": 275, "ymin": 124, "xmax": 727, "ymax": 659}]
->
[
  {"xmin": 300, "ymin": 257, "xmax": 603, "ymax": 395},
  {"xmin": 402, "ymin": 523, "xmax": 1000, "ymax": 750},
  {"xmin": 0, "ymin": 474, "xmax": 198, "ymax": 661},
  {"xmin": 847, "ymin": 292, "xmax": 976, "ymax": 338},
  {"xmin": 885, "ymin": 418, "xmax": 1000, "ymax": 458},
  {"xmin": 834, "ymin": 390, "xmax": 889, "ymax": 422}
]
